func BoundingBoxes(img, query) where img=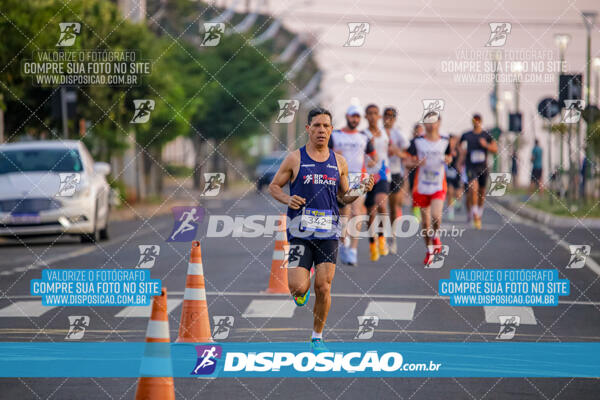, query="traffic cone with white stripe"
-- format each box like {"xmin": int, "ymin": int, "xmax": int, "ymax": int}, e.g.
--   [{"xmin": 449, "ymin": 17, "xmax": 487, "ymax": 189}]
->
[
  {"xmin": 176, "ymin": 240, "xmax": 213, "ymax": 342},
  {"xmin": 135, "ymin": 287, "xmax": 175, "ymax": 400},
  {"xmin": 265, "ymin": 215, "xmax": 289, "ymax": 293}
]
